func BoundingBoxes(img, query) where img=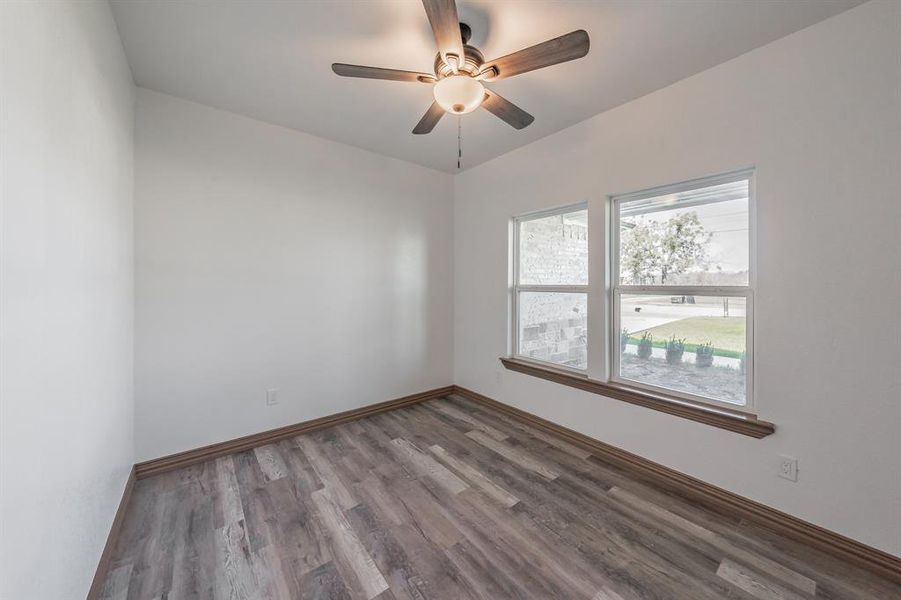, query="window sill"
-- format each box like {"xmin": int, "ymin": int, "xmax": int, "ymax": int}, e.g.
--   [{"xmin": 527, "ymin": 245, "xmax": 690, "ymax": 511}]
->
[{"xmin": 499, "ymin": 357, "xmax": 775, "ymax": 438}]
